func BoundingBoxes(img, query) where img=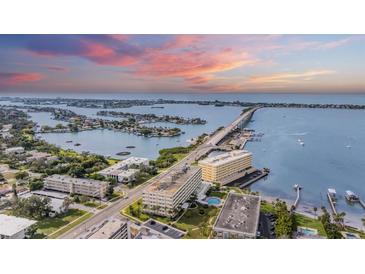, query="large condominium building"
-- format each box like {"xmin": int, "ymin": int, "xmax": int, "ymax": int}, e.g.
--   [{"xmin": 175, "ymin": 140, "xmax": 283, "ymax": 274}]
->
[
  {"xmin": 198, "ymin": 150, "xmax": 252, "ymax": 183},
  {"xmin": 44, "ymin": 175, "xmax": 108, "ymax": 198},
  {"xmin": 142, "ymin": 165, "xmax": 202, "ymax": 217},
  {"xmin": 98, "ymin": 156, "xmax": 149, "ymax": 183},
  {"xmin": 213, "ymin": 193, "xmax": 261, "ymax": 239}
]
